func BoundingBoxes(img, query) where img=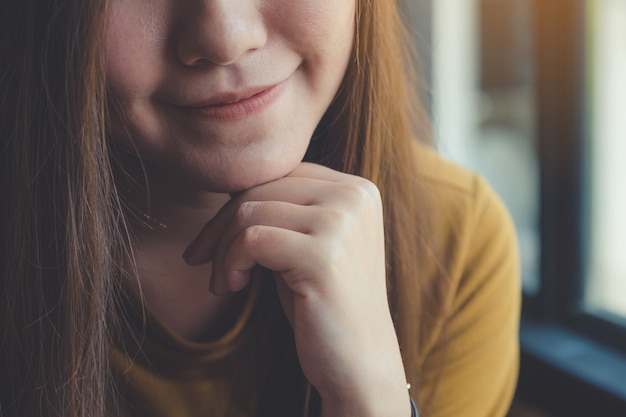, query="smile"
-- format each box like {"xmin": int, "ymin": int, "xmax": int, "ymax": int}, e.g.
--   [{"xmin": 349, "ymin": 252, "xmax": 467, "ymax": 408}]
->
[{"xmin": 172, "ymin": 81, "xmax": 286, "ymax": 122}]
